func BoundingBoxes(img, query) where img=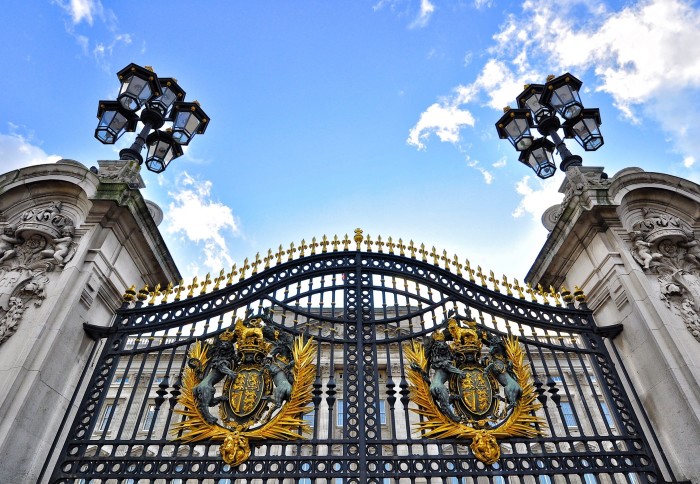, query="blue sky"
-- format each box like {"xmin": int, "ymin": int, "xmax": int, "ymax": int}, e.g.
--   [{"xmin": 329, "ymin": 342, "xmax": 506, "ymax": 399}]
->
[{"xmin": 2, "ymin": 0, "xmax": 700, "ymax": 283}]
